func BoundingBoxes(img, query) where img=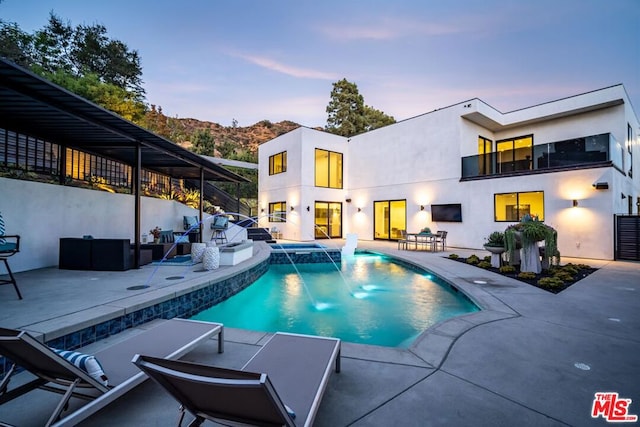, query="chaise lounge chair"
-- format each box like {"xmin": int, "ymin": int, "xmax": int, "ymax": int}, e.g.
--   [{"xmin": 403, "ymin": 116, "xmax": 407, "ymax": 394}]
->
[
  {"xmin": 133, "ymin": 332, "xmax": 341, "ymax": 427},
  {"xmin": 0, "ymin": 318, "xmax": 223, "ymax": 427}
]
